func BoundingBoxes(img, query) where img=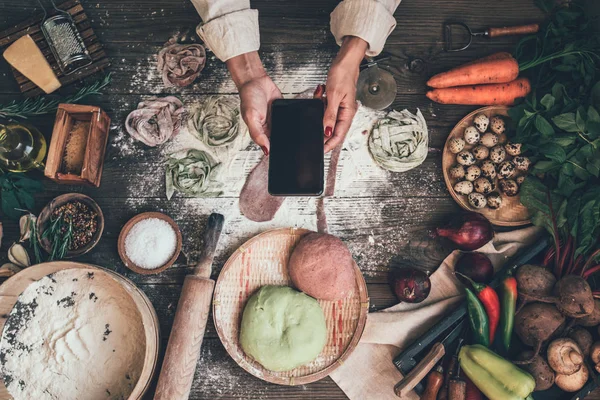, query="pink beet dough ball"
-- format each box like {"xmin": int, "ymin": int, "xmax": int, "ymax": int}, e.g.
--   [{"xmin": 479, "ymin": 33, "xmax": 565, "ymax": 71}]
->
[{"xmin": 288, "ymin": 232, "xmax": 356, "ymax": 301}]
